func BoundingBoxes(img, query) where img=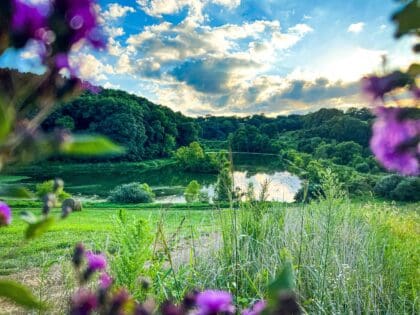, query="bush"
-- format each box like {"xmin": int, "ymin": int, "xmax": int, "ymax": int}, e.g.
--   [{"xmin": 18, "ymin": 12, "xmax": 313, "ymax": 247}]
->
[
  {"xmin": 345, "ymin": 174, "xmax": 374, "ymax": 196},
  {"xmin": 184, "ymin": 180, "xmax": 201, "ymax": 203},
  {"xmin": 109, "ymin": 183, "xmax": 155, "ymax": 203},
  {"xmin": 355, "ymin": 162, "xmax": 370, "ymax": 173},
  {"xmin": 35, "ymin": 180, "xmax": 71, "ymax": 201},
  {"xmin": 294, "ymin": 183, "xmax": 324, "ymax": 202},
  {"xmin": 374, "ymin": 174, "xmax": 403, "ymax": 199},
  {"xmin": 391, "ymin": 177, "xmax": 420, "ymax": 202}
]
